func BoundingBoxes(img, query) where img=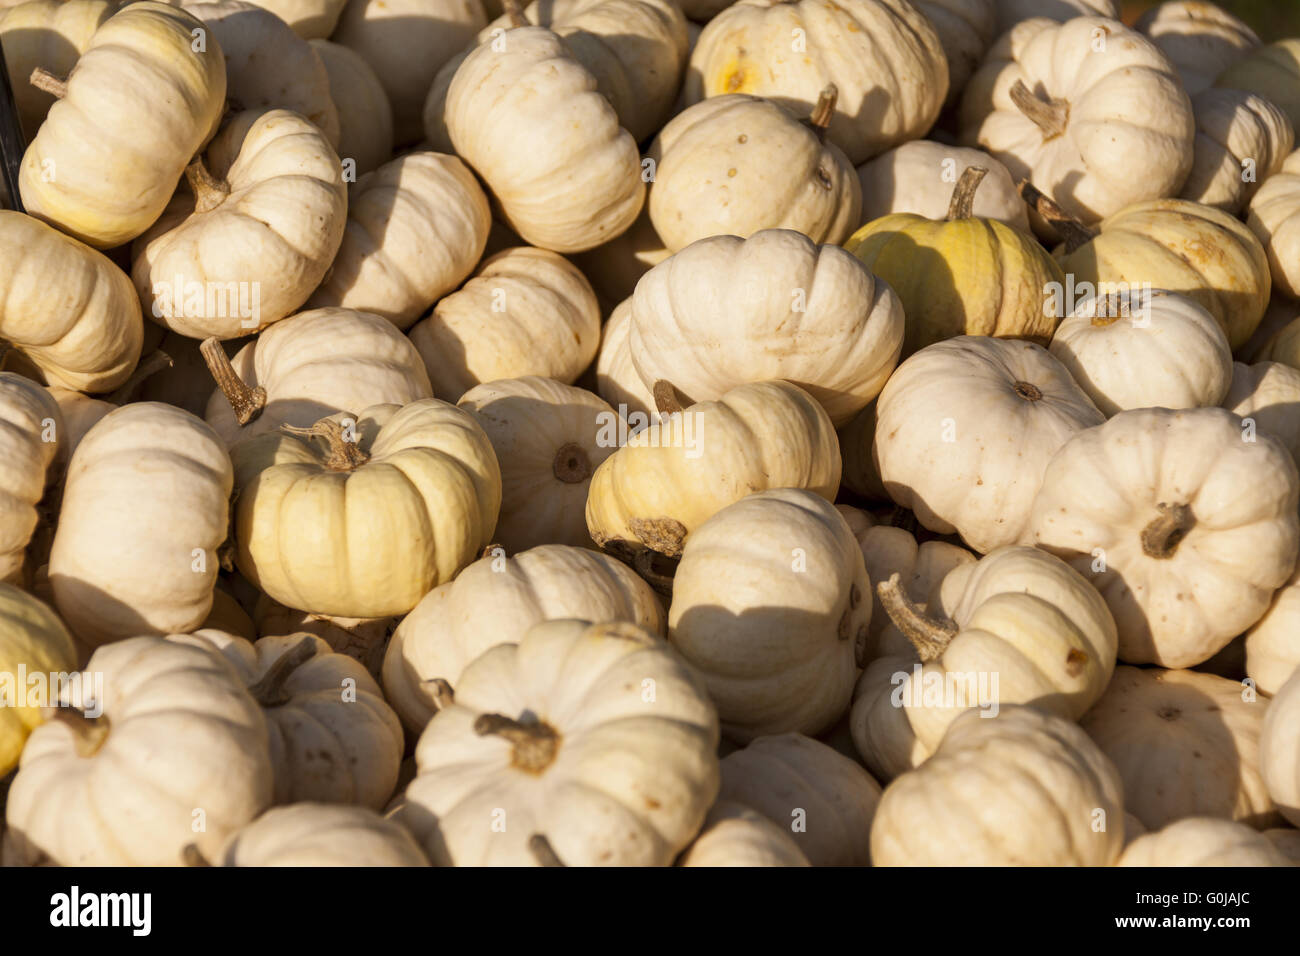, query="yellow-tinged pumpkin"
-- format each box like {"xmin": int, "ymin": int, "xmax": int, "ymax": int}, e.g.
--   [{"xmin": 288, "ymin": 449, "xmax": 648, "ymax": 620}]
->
[
  {"xmin": 0, "ymin": 584, "xmax": 76, "ymax": 777},
  {"xmin": 231, "ymin": 400, "xmax": 501, "ymax": 619},
  {"xmin": 1119, "ymin": 817, "xmax": 1289, "ymax": 866},
  {"xmin": 0, "ymin": 375, "xmax": 61, "ymax": 583}
]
